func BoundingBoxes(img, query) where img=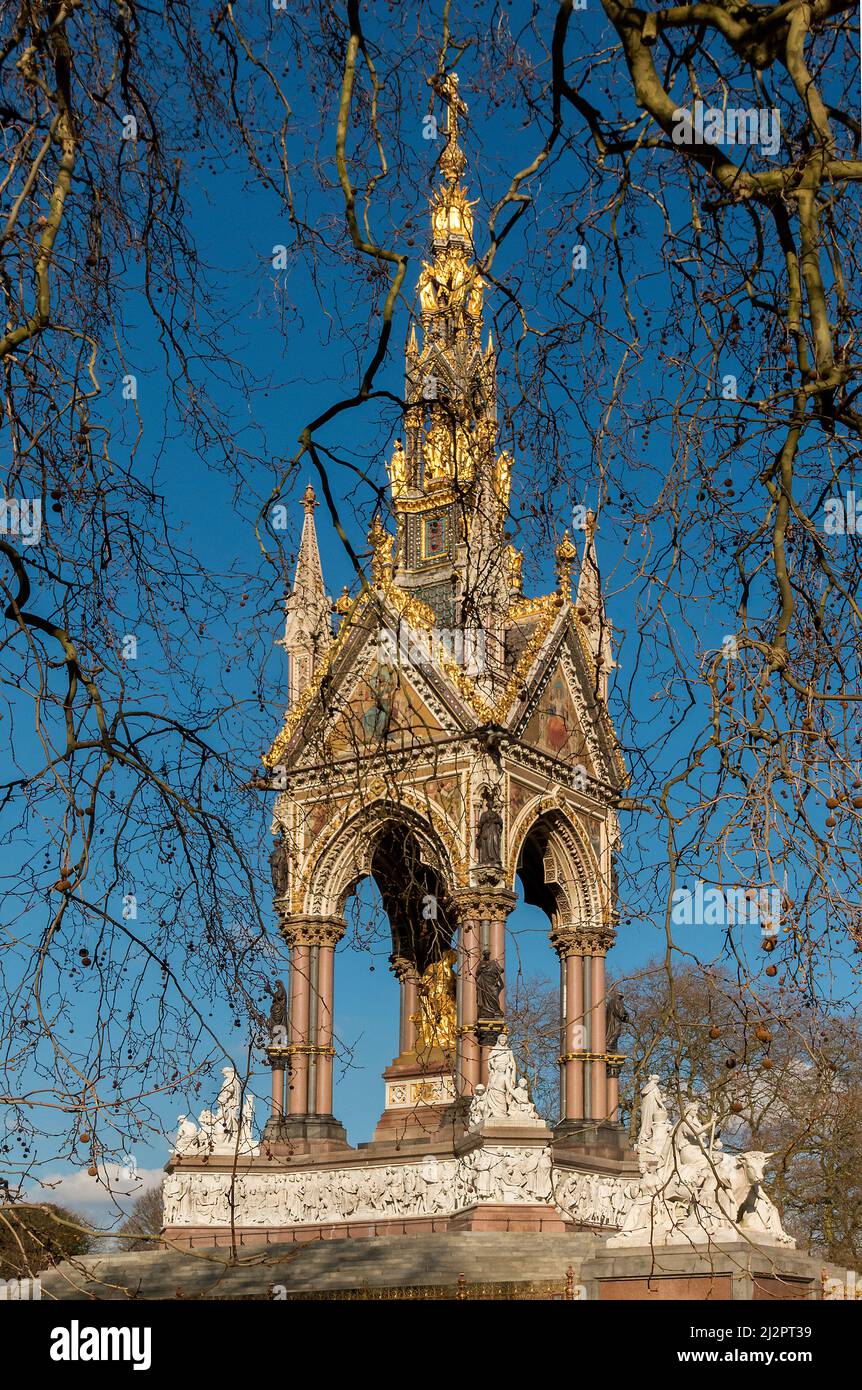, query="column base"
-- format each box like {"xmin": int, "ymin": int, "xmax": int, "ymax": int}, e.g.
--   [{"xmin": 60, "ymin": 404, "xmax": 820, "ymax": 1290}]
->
[
  {"xmin": 553, "ymin": 1119, "xmax": 635, "ymax": 1163},
  {"xmin": 267, "ymin": 1115, "xmax": 351, "ymax": 1154}
]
